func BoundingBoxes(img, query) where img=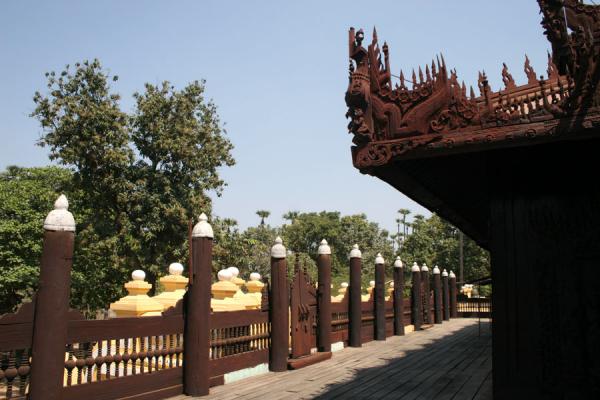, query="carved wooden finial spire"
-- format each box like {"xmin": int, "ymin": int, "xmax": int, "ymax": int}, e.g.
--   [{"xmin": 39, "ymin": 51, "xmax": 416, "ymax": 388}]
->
[
  {"xmin": 478, "ymin": 70, "xmax": 486, "ymax": 96},
  {"xmin": 399, "ymin": 70, "xmax": 406, "ymax": 89},
  {"xmin": 524, "ymin": 54, "xmax": 538, "ymax": 85},
  {"xmin": 502, "ymin": 62, "xmax": 517, "ymax": 90},
  {"xmin": 470, "ymin": 85, "xmax": 476, "ymax": 99},
  {"xmin": 418, "ymin": 66, "xmax": 424, "ymax": 83},
  {"xmin": 412, "ymin": 69, "xmax": 417, "ymax": 88},
  {"xmin": 431, "ymin": 59, "xmax": 437, "ymax": 78}
]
